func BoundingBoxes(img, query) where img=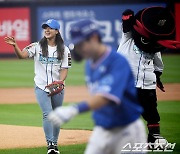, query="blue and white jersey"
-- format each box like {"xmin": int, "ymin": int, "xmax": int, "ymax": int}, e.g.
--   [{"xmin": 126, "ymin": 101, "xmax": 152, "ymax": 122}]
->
[
  {"xmin": 117, "ymin": 32, "xmax": 164, "ymax": 89},
  {"xmin": 23, "ymin": 42, "xmax": 71, "ymax": 92},
  {"xmin": 85, "ymin": 48, "xmax": 143, "ymax": 129}
]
